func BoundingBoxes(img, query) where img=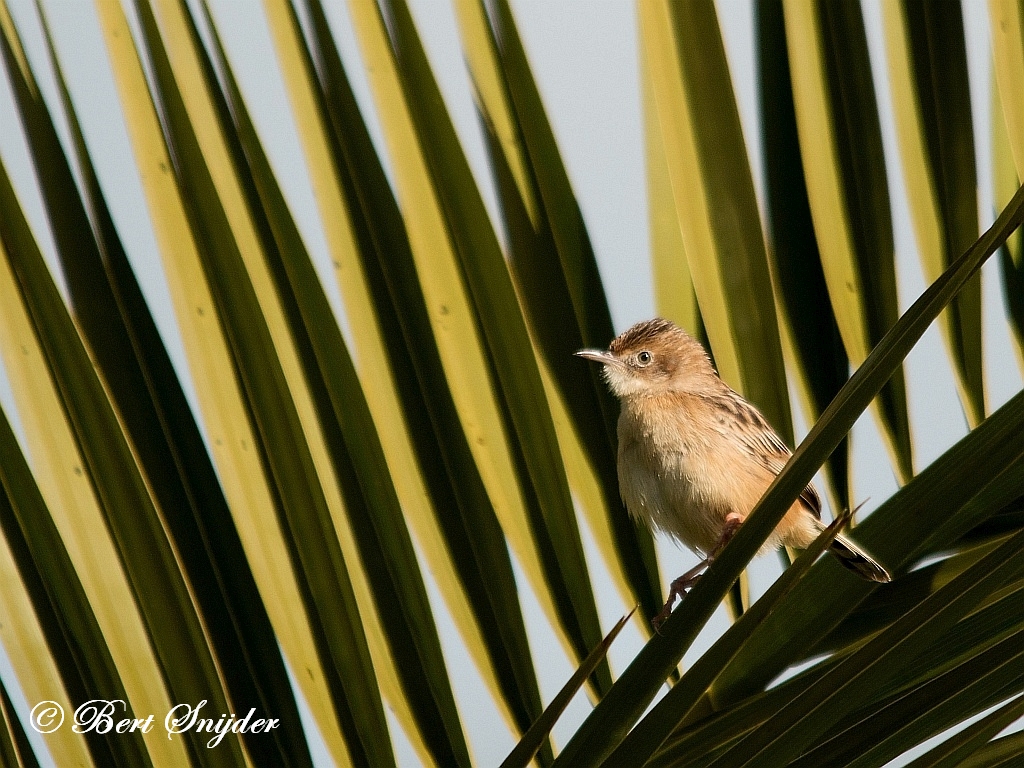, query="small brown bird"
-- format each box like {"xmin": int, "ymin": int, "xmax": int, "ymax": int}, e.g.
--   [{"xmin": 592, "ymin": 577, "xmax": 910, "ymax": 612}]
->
[{"xmin": 577, "ymin": 318, "xmax": 890, "ymax": 627}]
